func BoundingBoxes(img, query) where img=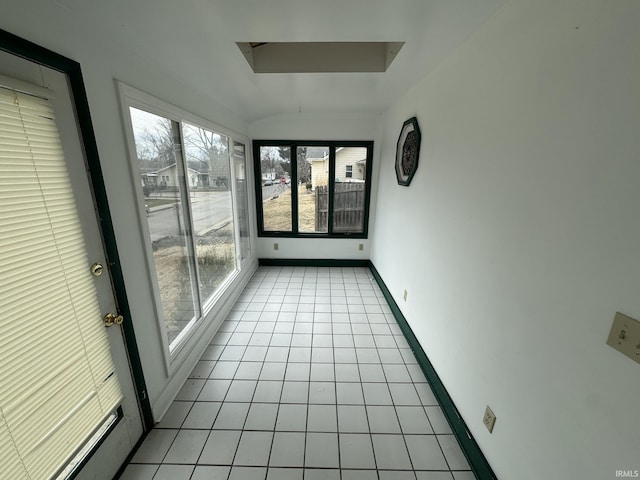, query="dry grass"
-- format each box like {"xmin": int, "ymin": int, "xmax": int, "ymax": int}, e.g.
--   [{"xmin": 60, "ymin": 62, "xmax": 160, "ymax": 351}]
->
[
  {"xmin": 153, "ymin": 245, "xmax": 194, "ymax": 341},
  {"xmin": 263, "ymin": 190, "xmax": 292, "ymax": 231},
  {"xmin": 298, "ymin": 190, "xmax": 319, "ymax": 232},
  {"xmin": 262, "ymin": 188, "xmax": 320, "ymax": 232},
  {"xmin": 152, "ymin": 226, "xmax": 236, "ymax": 343}
]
